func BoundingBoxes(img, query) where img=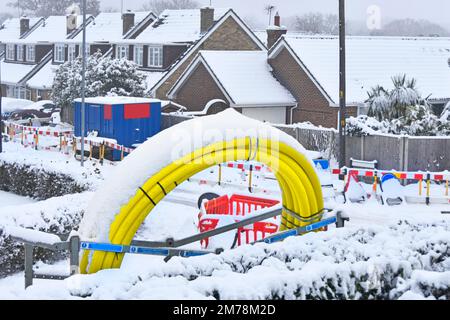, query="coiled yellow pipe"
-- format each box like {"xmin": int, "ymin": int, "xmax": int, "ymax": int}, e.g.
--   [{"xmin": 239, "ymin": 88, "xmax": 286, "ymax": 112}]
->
[{"xmin": 80, "ymin": 137, "xmax": 323, "ymax": 274}]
